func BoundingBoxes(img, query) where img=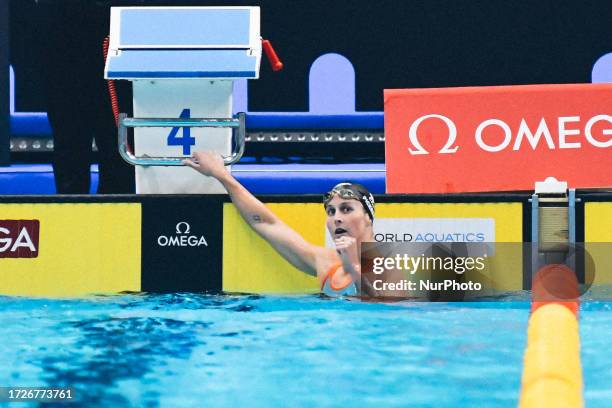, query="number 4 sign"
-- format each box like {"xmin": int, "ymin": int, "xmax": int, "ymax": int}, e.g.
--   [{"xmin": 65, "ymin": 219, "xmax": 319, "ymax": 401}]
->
[{"xmin": 167, "ymin": 108, "xmax": 196, "ymax": 155}]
